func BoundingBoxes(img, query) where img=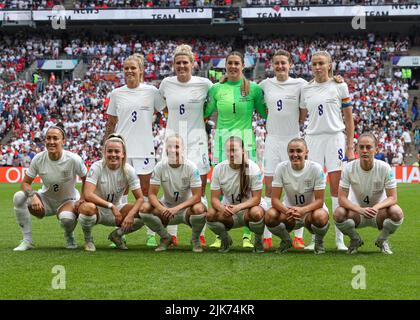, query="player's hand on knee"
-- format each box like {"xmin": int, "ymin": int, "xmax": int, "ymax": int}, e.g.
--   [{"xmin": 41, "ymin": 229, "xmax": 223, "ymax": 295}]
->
[
  {"xmin": 121, "ymin": 216, "xmax": 134, "ymax": 232},
  {"xmin": 31, "ymin": 196, "xmax": 44, "ymax": 215},
  {"xmin": 74, "ymin": 199, "xmax": 85, "ymax": 214}
]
